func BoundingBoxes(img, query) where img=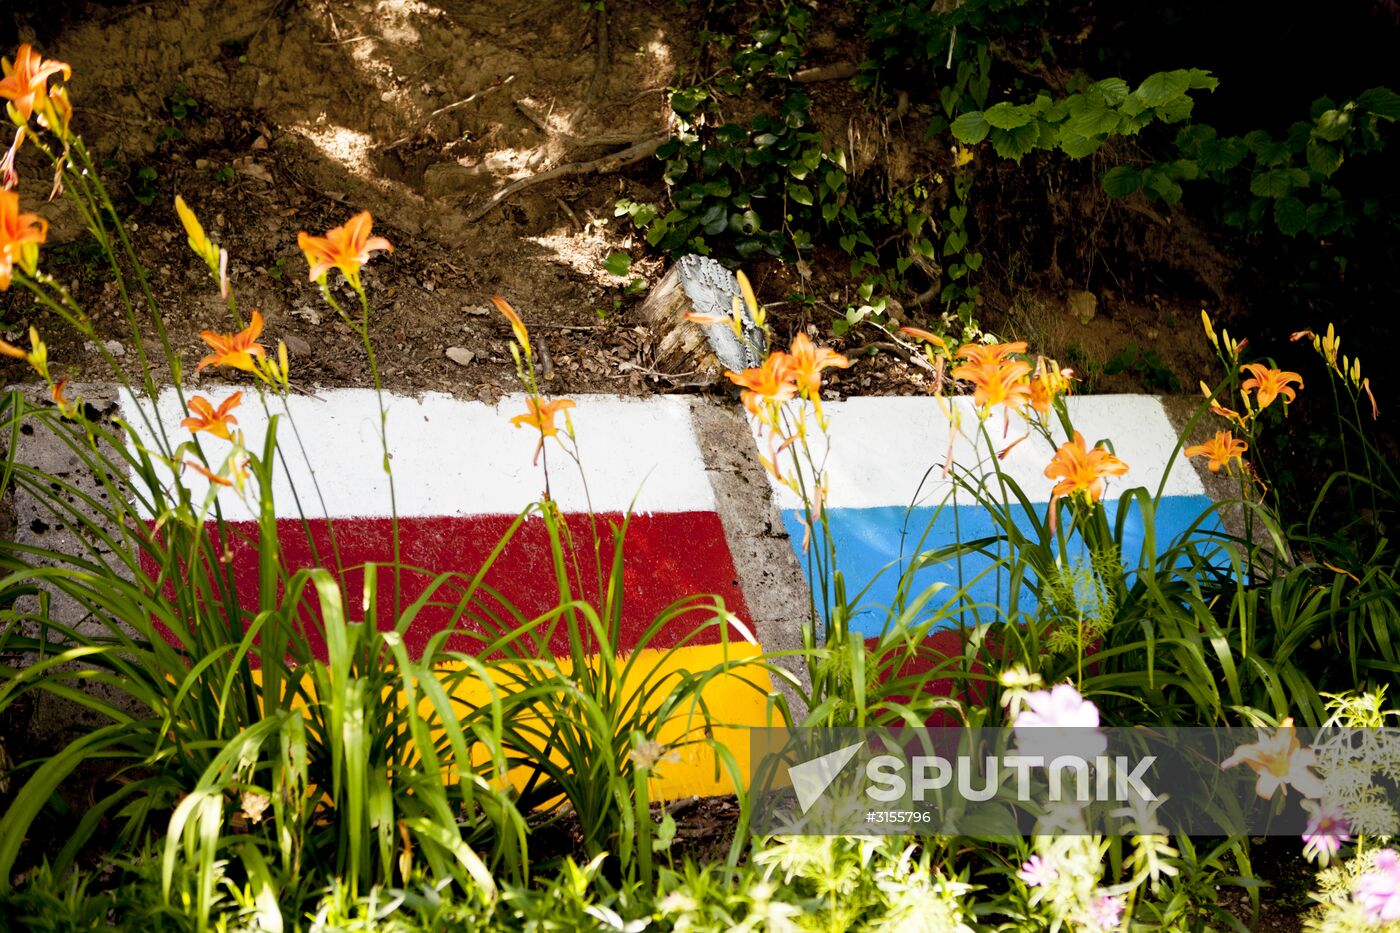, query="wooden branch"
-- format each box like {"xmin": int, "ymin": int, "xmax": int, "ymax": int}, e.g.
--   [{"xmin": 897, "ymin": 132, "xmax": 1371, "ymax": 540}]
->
[
  {"xmin": 794, "ymin": 62, "xmax": 859, "ymax": 83},
  {"xmin": 466, "ymin": 134, "xmax": 666, "ymax": 221}
]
